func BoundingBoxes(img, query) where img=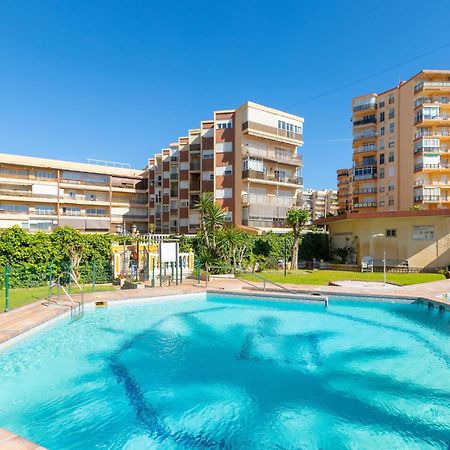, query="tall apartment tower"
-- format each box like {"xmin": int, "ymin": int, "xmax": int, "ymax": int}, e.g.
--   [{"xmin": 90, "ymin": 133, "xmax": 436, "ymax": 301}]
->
[
  {"xmin": 338, "ymin": 69, "xmax": 450, "ymax": 213},
  {"xmin": 336, "ymin": 168, "xmax": 352, "ymax": 211},
  {"xmin": 148, "ymin": 101, "xmax": 304, "ymax": 234},
  {"xmin": 303, "ymin": 188, "xmax": 338, "ymax": 221}
]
